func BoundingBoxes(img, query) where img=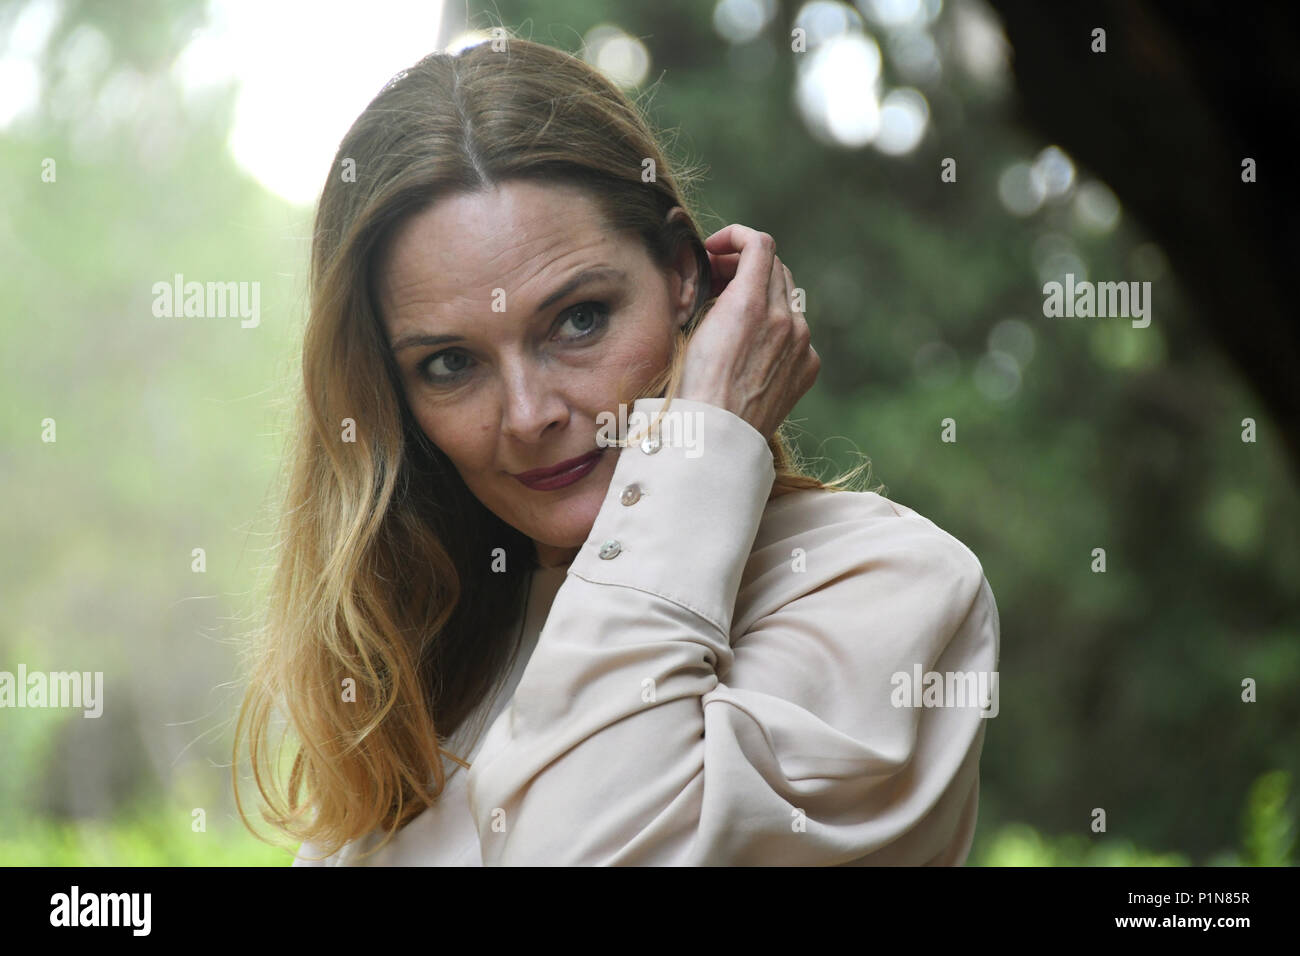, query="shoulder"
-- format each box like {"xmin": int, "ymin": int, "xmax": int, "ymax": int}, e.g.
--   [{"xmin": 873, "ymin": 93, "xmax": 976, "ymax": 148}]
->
[
  {"xmin": 735, "ymin": 488, "xmax": 994, "ymax": 638},
  {"xmin": 747, "ymin": 487, "xmax": 988, "ymax": 588}
]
